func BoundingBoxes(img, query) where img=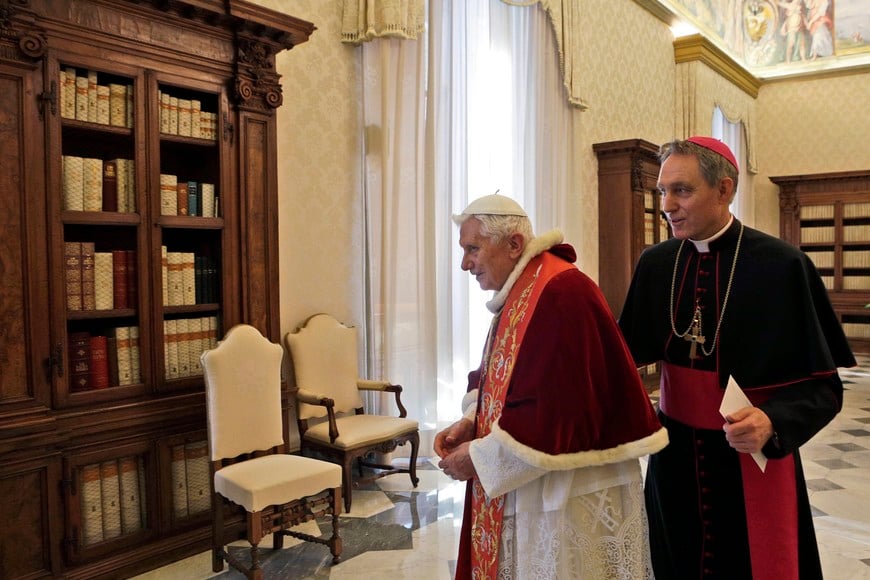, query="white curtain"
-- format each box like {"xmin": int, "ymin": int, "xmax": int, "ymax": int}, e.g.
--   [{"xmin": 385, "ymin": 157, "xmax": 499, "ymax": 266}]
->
[
  {"xmin": 713, "ymin": 106, "xmax": 754, "ymax": 226},
  {"xmin": 360, "ymin": 0, "xmax": 576, "ymax": 453}
]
